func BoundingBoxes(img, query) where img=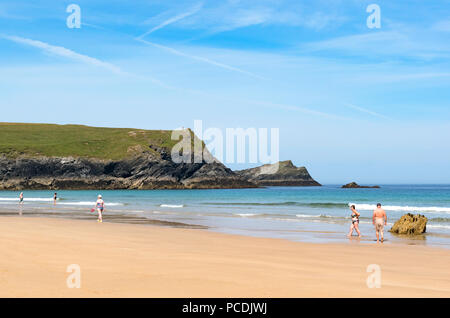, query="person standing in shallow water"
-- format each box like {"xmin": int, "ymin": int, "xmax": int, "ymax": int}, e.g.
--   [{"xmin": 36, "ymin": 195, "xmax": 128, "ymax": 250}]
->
[
  {"xmin": 347, "ymin": 205, "xmax": 361, "ymax": 238},
  {"xmin": 373, "ymin": 203, "xmax": 387, "ymax": 243},
  {"xmin": 53, "ymin": 192, "xmax": 57, "ymax": 205},
  {"xmin": 94, "ymin": 194, "xmax": 104, "ymax": 223}
]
